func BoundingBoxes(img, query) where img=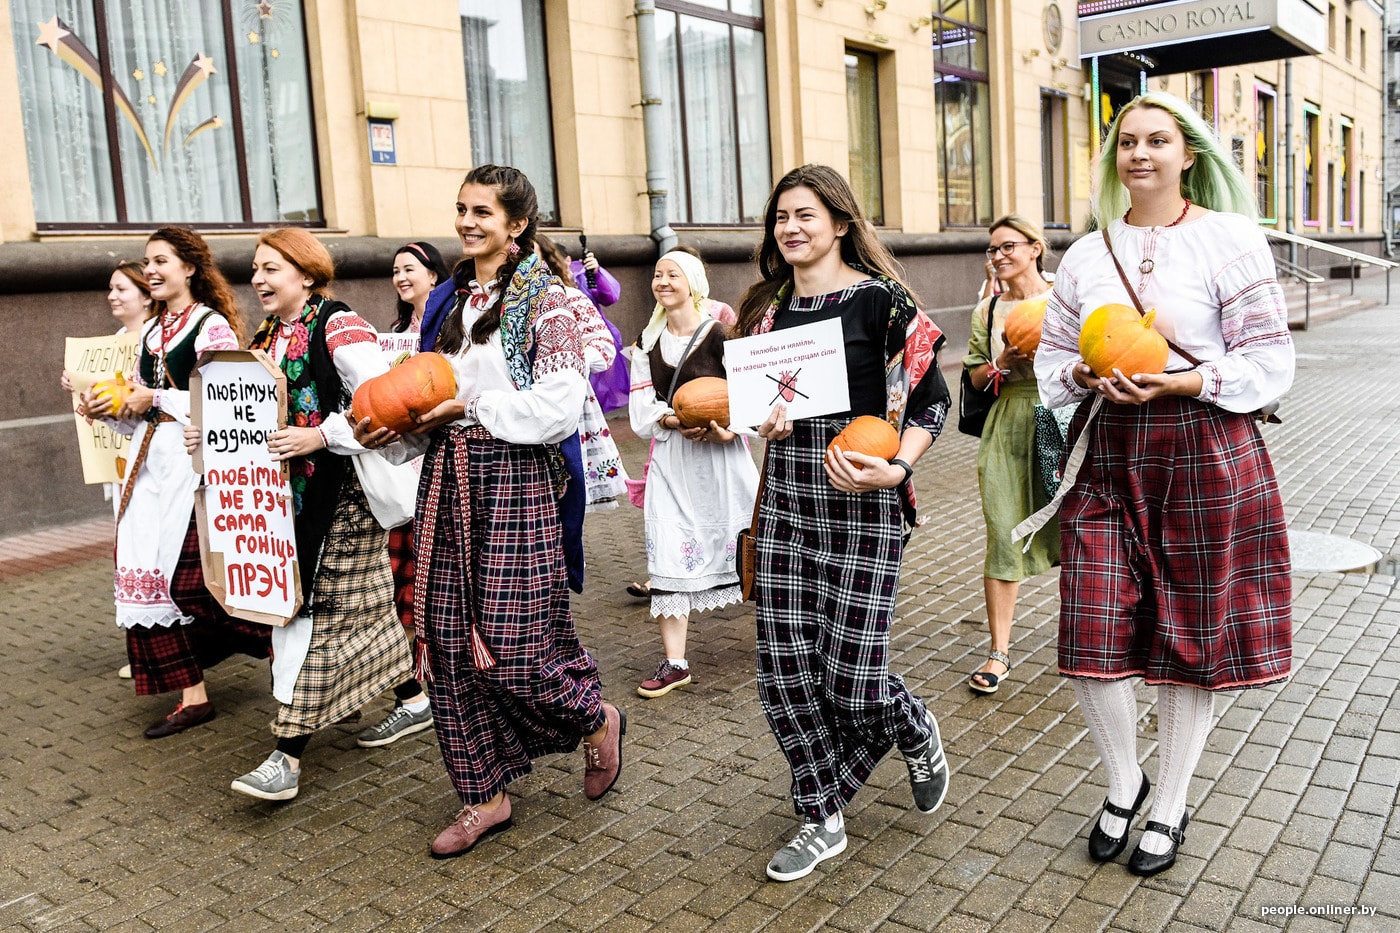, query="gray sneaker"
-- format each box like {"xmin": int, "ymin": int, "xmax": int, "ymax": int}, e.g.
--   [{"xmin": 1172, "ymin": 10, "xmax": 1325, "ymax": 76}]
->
[
  {"xmin": 904, "ymin": 708, "xmax": 949, "ymax": 814},
  {"xmin": 231, "ymin": 751, "xmax": 300, "ymax": 801},
  {"xmin": 356, "ymin": 703, "xmax": 434, "ymax": 748},
  {"xmin": 765, "ymin": 821, "xmax": 848, "ymax": 882}
]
